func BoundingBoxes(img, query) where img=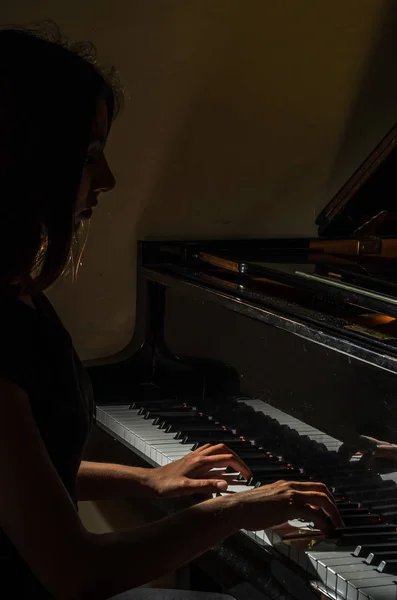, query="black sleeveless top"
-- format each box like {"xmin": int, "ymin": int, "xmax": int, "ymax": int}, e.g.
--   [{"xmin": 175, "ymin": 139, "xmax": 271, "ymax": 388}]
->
[{"xmin": 0, "ymin": 292, "xmax": 93, "ymax": 598}]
